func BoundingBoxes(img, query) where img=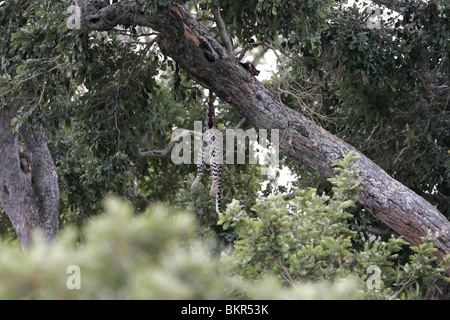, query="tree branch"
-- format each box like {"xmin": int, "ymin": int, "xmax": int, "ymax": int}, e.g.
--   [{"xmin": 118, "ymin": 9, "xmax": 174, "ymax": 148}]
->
[
  {"xmin": 237, "ymin": 41, "xmax": 266, "ymax": 61},
  {"xmin": 131, "ymin": 180, "xmax": 149, "ymax": 205},
  {"xmin": 138, "ymin": 130, "xmax": 202, "ymax": 158},
  {"xmin": 235, "ymin": 118, "xmax": 246, "ymax": 130},
  {"xmin": 212, "ymin": 7, "xmax": 233, "ymax": 56},
  {"xmin": 80, "ymin": 0, "xmax": 450, "ymax": 268}
]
